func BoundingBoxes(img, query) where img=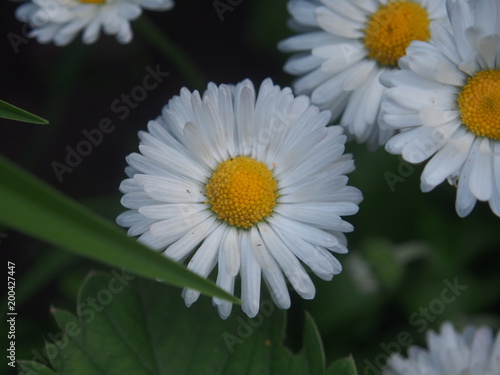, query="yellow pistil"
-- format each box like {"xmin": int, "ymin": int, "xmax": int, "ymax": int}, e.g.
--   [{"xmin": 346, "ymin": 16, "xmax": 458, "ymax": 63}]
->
[
  {"xmin": 458, "ymin": 69, "xmax": 500, "ymax": 140},
  {"xmin": 78, "ymin": 0, "xmax": 106, "ymax": 4},
  {"xmin": 363, "ymin": 0, "xmax": 431, "ymax": 67},
  {"xmin": 206, "ymin": 156, "xmax": 278, "ymax": 229}
]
